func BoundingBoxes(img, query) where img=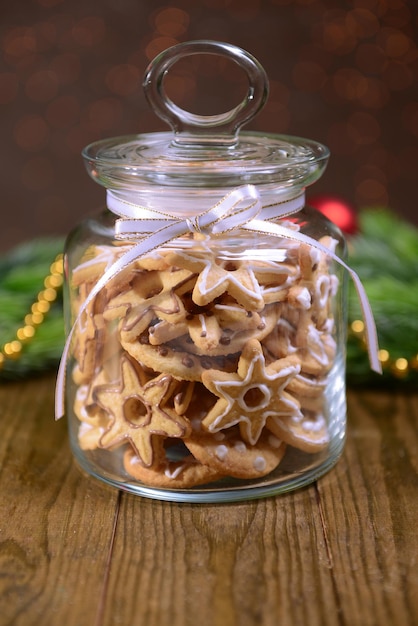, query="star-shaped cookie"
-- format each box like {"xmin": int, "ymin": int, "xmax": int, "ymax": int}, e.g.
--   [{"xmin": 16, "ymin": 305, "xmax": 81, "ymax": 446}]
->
[
  {"xmin": 95, "ymin": 356, "xmax": 191, "ymax": 466},
  {"xmin": 166, "ymin": 250, "xmax": 264, "ymax": 311},
  {"xmin": 201, "ymin": 339, "xmax": 302, "ymax": 445},
  {"xmin": 104, "ymin": 268, "xmax": 195, "ymax": 341}
]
